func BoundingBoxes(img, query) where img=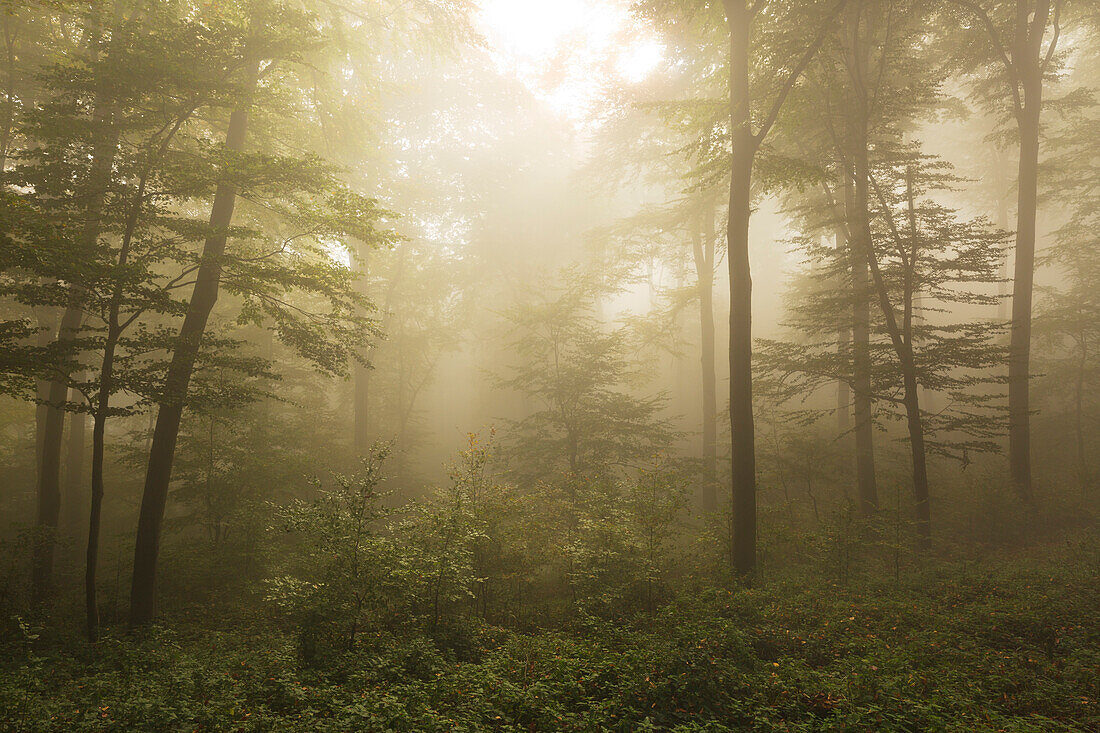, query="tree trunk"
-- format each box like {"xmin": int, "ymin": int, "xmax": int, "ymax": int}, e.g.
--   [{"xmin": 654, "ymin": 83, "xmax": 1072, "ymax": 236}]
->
[
  {"xmin": 1076, "ymin": 338, "xmax": 1088, "ymax": 494},
  {"xmin": 353, "ymin": 246, "xmax": 371, "ymax": 454},
  {"xmin": 130, "ymin": 68, "xmax": 257, "ymax": 626},
  {"xmin": 1008, "ymin": 97, "xmax": 1040, "ymax": 502},
  {"xmin": 86, "ymin": 405, "xmax": 107, "ymax": 642},
  {"xmin": 835, "ymin": 225, "xmax": 852, "ymax": 438},
  {"xmin": 901, "ymin": 368, "xmax": 932, "ymax": 548},
  {"xmin": 726, "ymin": 6, "xmax": 757, "ymax": 579},
  {"xmin": 32, "ymin": 46, "xmax": 120, "ymax": 603},
  {"xmin": 33, "ymin": 307, "xmax": 57, "ymax": 478},
  {"xmin": 844, "ymin": 171, "xmax": 878, "ymax": 515},
  {"xmin": 62, "ymin": 381, "xmax": 87, "ymax": 537},
  {"xmin": 720, "ymin": 0, "xmax": 842, "ymax": 576},
  {"xmin": 32, "ymin": 354, "xmax": 71, "ymax": 605},
  {"xmin": 692, "ymin": 198, "xmax": 718, "ymax": 513},
  {"xmin": 859, "ymin": 164, "xmax": 932, "ymax": 549},
  {"xmin": 862, "ymin": 249, "xmax": 933, "ymax": 549},
  {"xmin": 838, "ymin": 0, "xmax": 881, "ymax": 518}
]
